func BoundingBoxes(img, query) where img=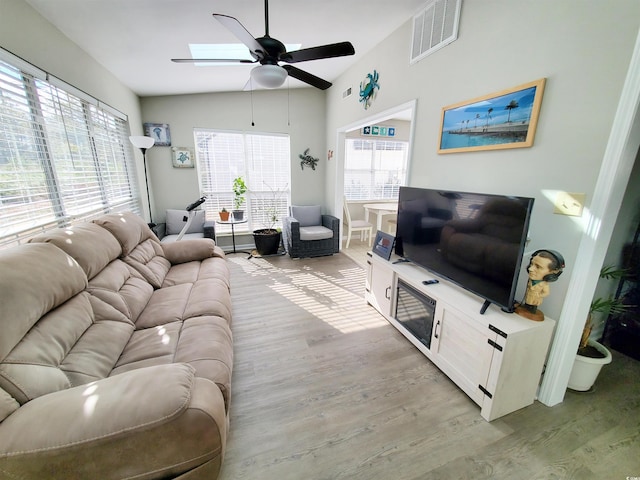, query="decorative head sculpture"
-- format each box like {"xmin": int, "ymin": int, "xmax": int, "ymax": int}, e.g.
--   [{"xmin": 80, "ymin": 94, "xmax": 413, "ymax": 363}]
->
[{"xmin": 516, "ymin": 249, "xmax": 565, "ymax": 321}]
